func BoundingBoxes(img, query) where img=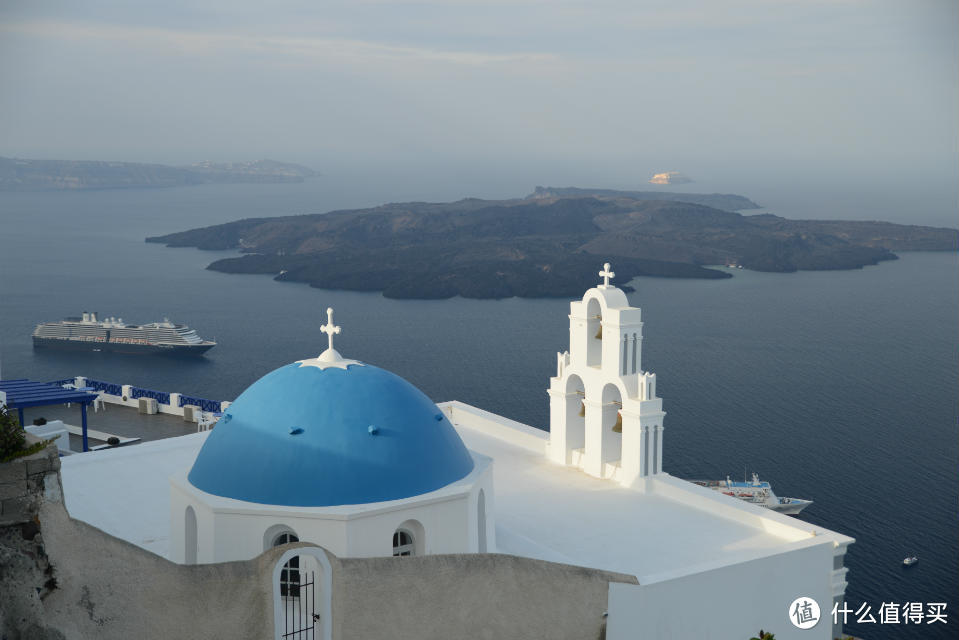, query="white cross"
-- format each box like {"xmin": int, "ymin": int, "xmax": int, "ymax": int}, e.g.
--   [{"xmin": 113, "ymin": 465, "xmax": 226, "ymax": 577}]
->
[
  {"xmin": 599, "ymin": 262, "xmax": 615, "ymax": 288},
  {"xmin": 320, "ymin": 307, "xmax": 341, "ymax": 352}
]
